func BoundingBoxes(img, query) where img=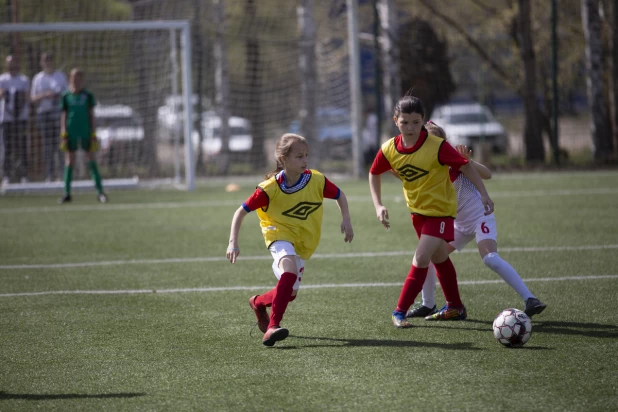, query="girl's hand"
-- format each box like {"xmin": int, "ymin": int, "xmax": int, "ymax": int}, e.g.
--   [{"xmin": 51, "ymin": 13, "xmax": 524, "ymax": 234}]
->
[
  {"xmin": 340, "ymin": 218, "xmax": 354, "ymax": 243},
  {"xmin": 376, "ymin": 205, "xmax": 390, "ymax": 230},
  {"xmin": 456, "ymin": 144, "xmax": 472, "ymax": 160},
  {"xmin": 226, "ymin": 242, "xmax": 240, "ymax": 264},
  {"xmin": 480, "ymin": 195, "xmax": 494, "ymax": 215}
]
